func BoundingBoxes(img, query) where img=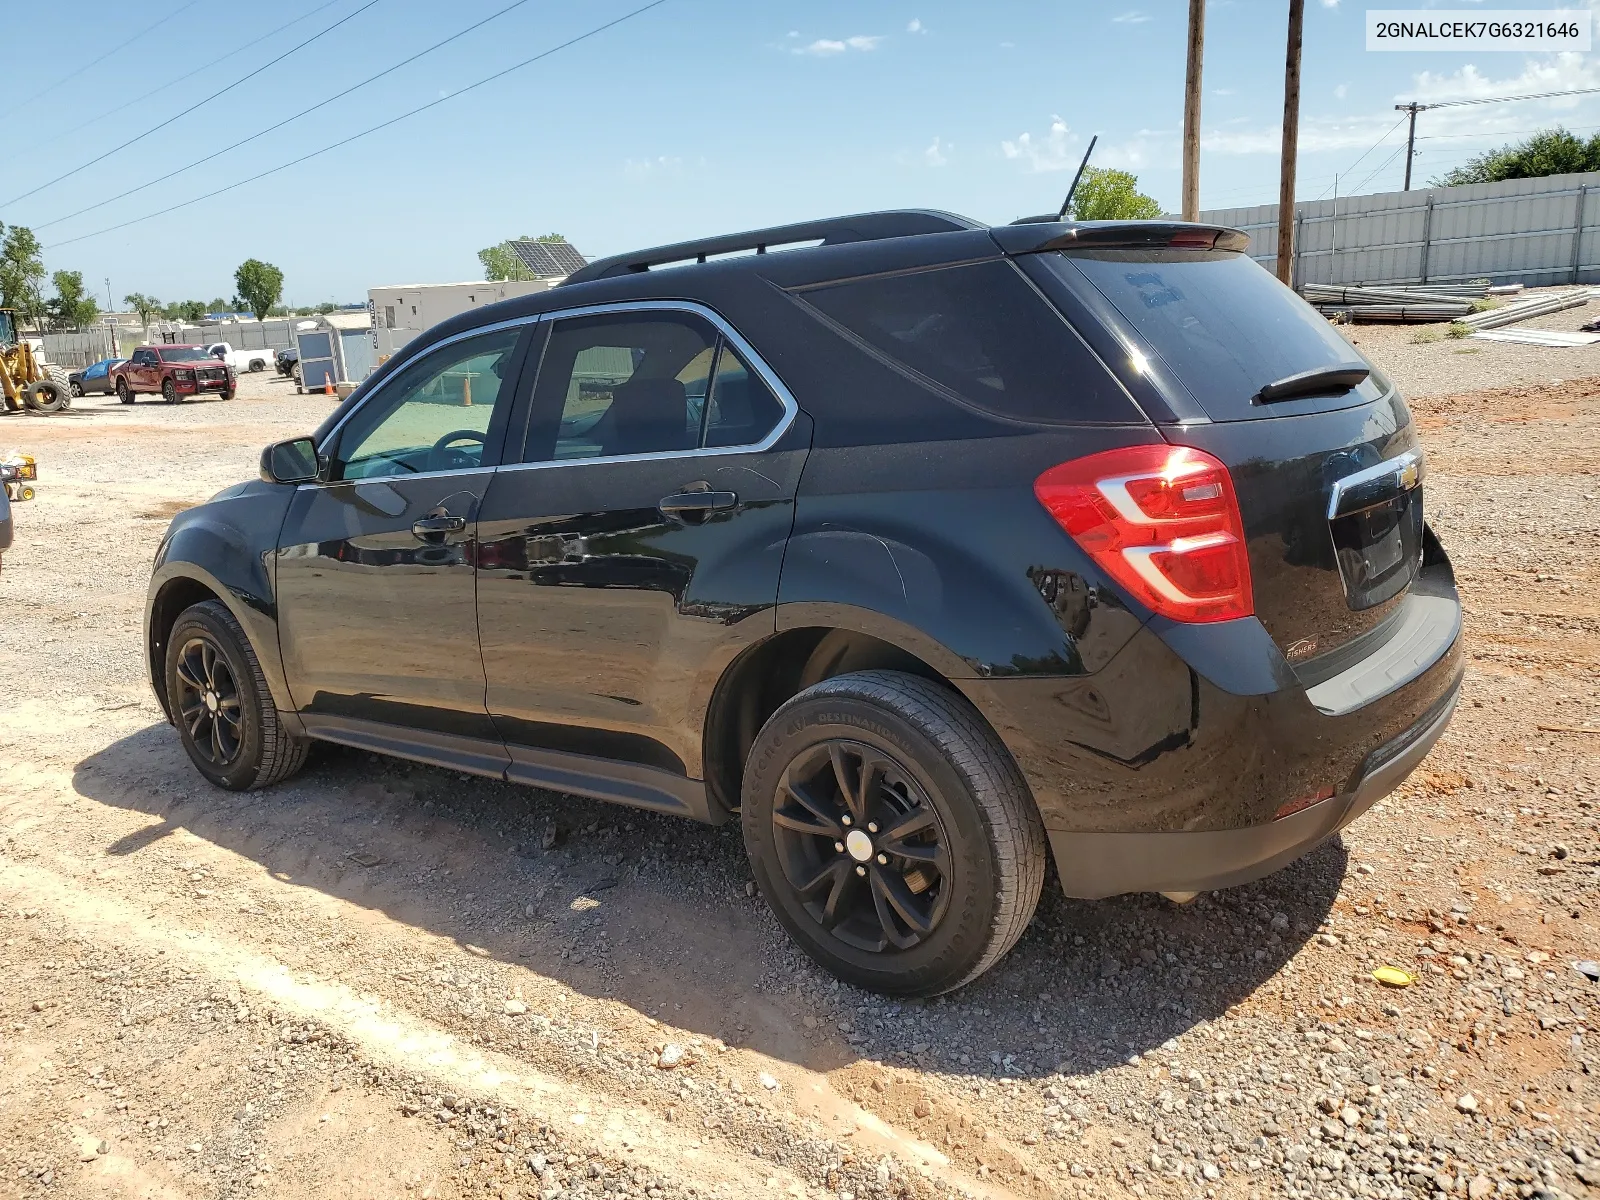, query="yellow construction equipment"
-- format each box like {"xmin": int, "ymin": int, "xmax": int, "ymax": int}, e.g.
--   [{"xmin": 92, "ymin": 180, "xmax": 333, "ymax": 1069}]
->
[{"xmin": 0, "ymin": 308, "xmax": 72, "ymax": 413}]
